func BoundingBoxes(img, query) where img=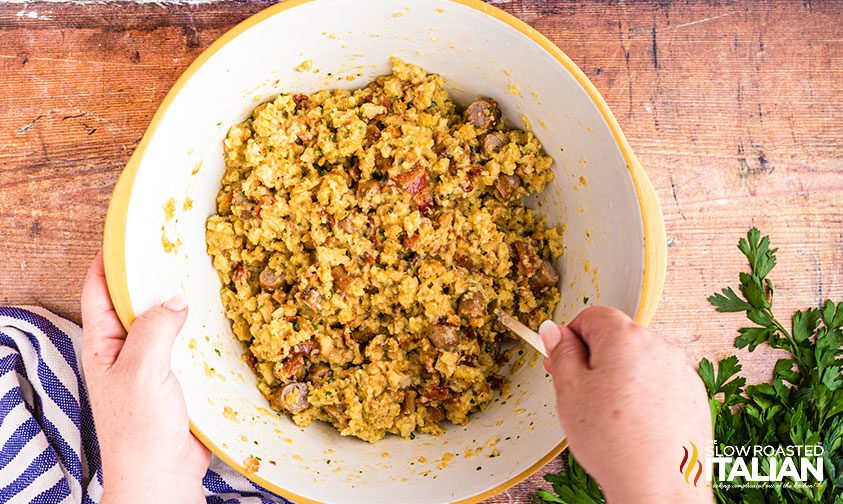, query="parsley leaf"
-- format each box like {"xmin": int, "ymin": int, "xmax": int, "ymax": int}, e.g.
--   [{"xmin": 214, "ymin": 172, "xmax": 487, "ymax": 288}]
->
[
  {"xmin": 538, "ymin": 453, "xmax": 605, "ymax": 504},
  {"xmin": 709, "ymin": 287, "xmax": 752, "ymax": 313}
]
